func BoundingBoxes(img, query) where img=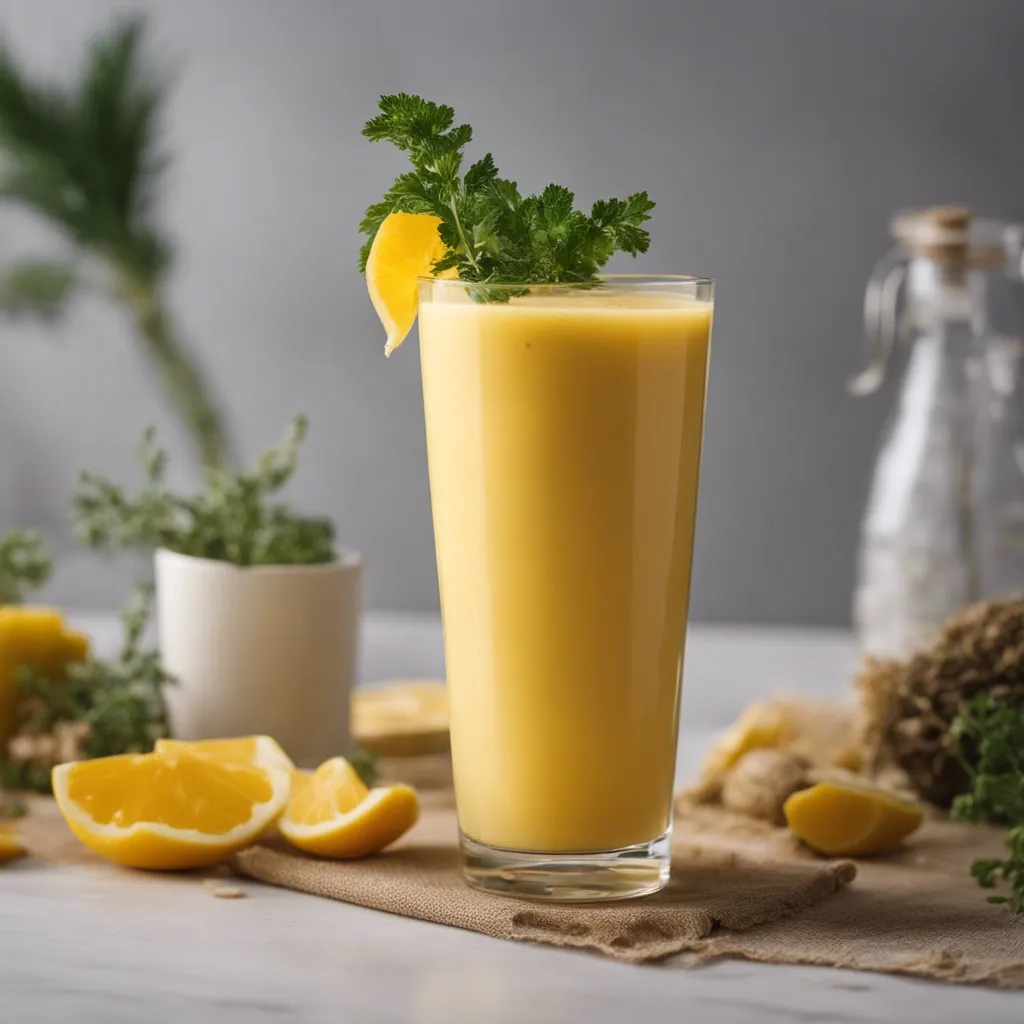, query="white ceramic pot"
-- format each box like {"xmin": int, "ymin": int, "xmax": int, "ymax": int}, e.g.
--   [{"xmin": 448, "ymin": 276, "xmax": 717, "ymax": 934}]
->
[{"xmin": 155, "ymin": 548, "xmax": 362, "ymax": 767}]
